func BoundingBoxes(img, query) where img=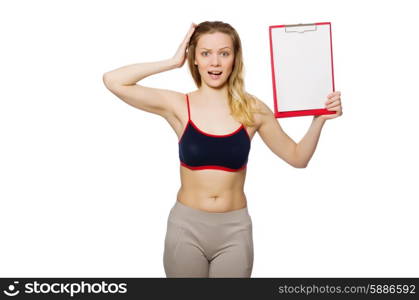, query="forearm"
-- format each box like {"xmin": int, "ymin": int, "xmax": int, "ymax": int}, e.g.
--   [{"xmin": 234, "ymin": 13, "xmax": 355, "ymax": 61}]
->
[
  {"xmin": 103, "ymin": 58, "xmax": 178, "ymax": 86},
  {"xmin": 295, "ymin": 117, "xmax": 326, "ymax": 167}
]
